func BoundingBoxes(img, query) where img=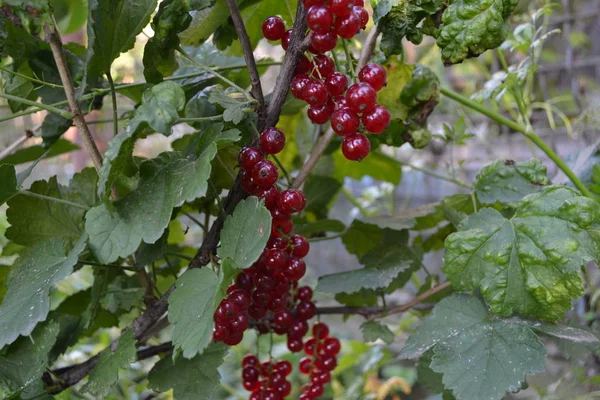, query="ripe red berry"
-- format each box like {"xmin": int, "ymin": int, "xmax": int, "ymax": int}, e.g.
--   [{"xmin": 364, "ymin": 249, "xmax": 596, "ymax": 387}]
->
[
  {"xmin": 224, "ymin": 332, "xmax": 244, "ymax": 346},
  {"xmin": 243, "ymin": 380, "xmax": 260, "ymax": 391},
  {"xmin": 303, "ymin": 0, "xmax": 325, "ymax": 7},
  {"xmin": 283, "ymin": 257, "xmax": 306, "ymax": 281},
  {"xmin": 229, "ymin": 289, "xmax": 251, "ymax": 310},
  {"xmin": 354, "ymin": 0, "xmax": 364, "ymax": 5},
  {"xmin": 297, "ymin": 301, "xmax": 317, "ymax": 320},
  {"xmin": 331, "ymin": 0, "xmax": 355, "ymax": 17},
  {"xmin": 358, "ymin": 63, "xmax": 387, "ymax": 91},
  {"xmin": 248, "ymin": 305, "xmax": 267, "ymax": 319},
  {"xmin": 256, "ymin": 186, "xmax": 279, "ymax": 210},
  {"xmin": 304, "ymin": 337, "xmax": 317, "ymax": 355},
  {"xmin": 264, "ymin": 248, "xmax": 288, "ymax": 271},
  {"xmin": 268, "ymin": 235, "xmax": 289, "ymax": 250},
  {"xmin": 243, "ymin": 354, "xmax": 260, "ymax": 367},
  {"xmin": 309, "ymin": 383, "xmax": 325, "ymax": 397},
  {"xmin": 243, "ymin": 365, "xmax": 260, "ymax": 382},
  {"xmin": 278, "ymin": 380, "xmax": 292, "ymax": 396},
  {"xmin": 275, "ymin": 360, "xmax": 293, "ymax": 376},
  {"xmin": 299, "ymin": 357, "xmax": 313, "ymax": 374},
  {"xmin": 311, "ymin": 54, "xmax": 335, "ymax": 78},
  {"xmin": 334, "ymin": 95, "xmax": 349, "ymax": 109},
  {"xmin": 212, "ymin": 324, "xmax": 230, "ymax": 341},
  {"xmin": 346, "ymin": 82, "xmax": 377, "ymax": 113},
  {"xmin": 325, "ymin": 72, "xmax": 348, "ymax": 96},
  {"xmin": 315, "ymin": 354, "xmax": 337, "ymax": 371},
  {"xmin": 296, "ymin": 285, "xmax": 313, "ymax": 302},
  {"xmin": 241, "ymin": 171, "xmax": 259, "ymax": 194},
  {"xmin": 262, "ymin": 16, "xmax": 286, "ymax": 41},
  {"xmin": 303, "ymin": 80, "xmax": 328, "ymax": 107},
  {"xmin": 274, "ymin": 310, "xmax": 293, "ymax": 327},
  {"xmin": 311, "ymin": 30, "xmax": 338, "ymax": 53},
  {"xmin": 353, "ymin": 6, "xmax": 369, "ymax": 28},
  {"xmin": 330, "ymin": 108, "xmax": 360, "ymax": 135},
  {"xmin": 288, "ymin": 320, "xmax": 309, "ymax": 338},
  {"xmin": 323, "ymin": 337, "xmax": 341, "ymax": 355},
  {"xmin": 281, "ymin": 29, "xmax": 292, "ymax": 50},
  {"xmin": 272, "ymin": 217, "xmax": 293, "ymax": 236},
  {"xmin": 259, "ymin": 127, "xmax": 286, "ymax": 154},
  {"xmin": 290, "ymin": 234, "xmax": 310, "ymax": 257},
  {"xmin": 239, "ymin": 147, "xmax": 264, "ymax": 172},
  {"xmin": 342, "ymin": 133, "xmax": 370, "ymax": 161},
  {"xmin": 236, "ymin": 272, "xmax": 253, "ymax": 292},
  {"xmin": 251, "ymin": 160, "xmax": 279, "ymax": 188},
  {"xmin": 334, "ymin": 12, "xmax": 361, "ymax": 38},
  {"xmin": 268, "ymin": 296, "xmax": 287, "ymax": 312},
  {"xmin": 254, "ymin": 274, "xmax": 276, "ymax": 291},
  {"xmin": 362, "ymin": 105, "xmax": 391, "ymax": 134},
  {"xmin": 291, "ymin": 74, "xmax": 311, "ymax": 99},
  {"xmin": 308, "ymin": 104, "xmax": 332, "ymax": 124},
  {"xmin": 306, "ymin": 5, "xmax": 333, "ymax": 33},
  {"xmin": 278, "ymin": 189, "xmax": 306, "ymax": 214},
  {"xmin": 312, "ymin": 322, "xmax": 329, "ymax": 339},
  {"xmin": 214, "ymin": 300, "xmax": 240, "ymax": 324},
  {"xmin": 295, "ymin": 54, "xmax": 312, "ymax": 76},
  {"xmin": 288, "ymin": 338, "xmax": 304, "ymax": 352}
]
